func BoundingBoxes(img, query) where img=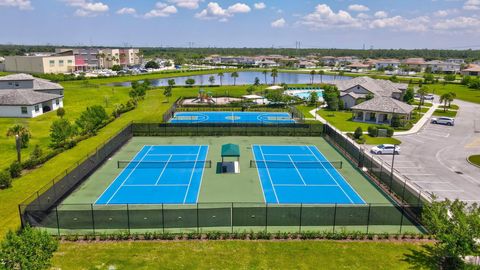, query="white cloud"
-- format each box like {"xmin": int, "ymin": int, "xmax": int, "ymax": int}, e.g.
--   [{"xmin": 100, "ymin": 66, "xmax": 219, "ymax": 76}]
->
[
  {"xmin": 63, "ymin": 0, "xmax": 109, "ymax": 16},
  {"xmin": 434, "ymin": 10, "xmax": 449, "ymax": 17},
  {"xmin": 374, "ymin": 11, "xmax": 388, "ymax": 18},
  {"xmin": 145, "ymin": 2, "xmax": 178, "ymax": 18},
  {"xmin": 370, "ymin": 16, "xmax": 430, "ymax": 32},
  {"xmin": 167, "ymin": 0, "xmax": 203, "ymax": 9},
  {"xmin": 271, "ymin": 18, "xmax": 286, "ymax": 28},
  {"xmin": 434, "ymin": 16, "xmax": 480, "ymax": 30},
  {"xmin": 254, "ymin": 2, "xmax": 266, "ymax": 10},
  {"xmin": 0, "ymin": 0, "xmax": 32, "ymax": 10},
  {"xmin": 464, "ymin": 0, "xmax": 480, "ymax": 10},
  {"xmin": 348, "ymin": 4, "xmax": 369, "ymax": 12},
  {"xmin": 116, "ymin": 7, "xmax": 136, "ymax": 15},
  {"xmin": 195, "ymin": 2, "xmax": 250, "ymax": 21},
  {"xmin": 299, "ymin": 4, "xmax": 361, "ymax": 29},
  {"xmin": 357, "ymin": 13, "xmax": 369, "ymax": 19}
]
